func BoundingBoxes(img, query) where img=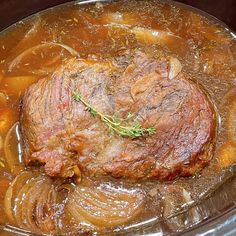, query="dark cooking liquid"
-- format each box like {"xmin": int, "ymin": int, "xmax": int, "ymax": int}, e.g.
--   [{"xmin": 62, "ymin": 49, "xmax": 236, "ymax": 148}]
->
[{"xmin": 0, "ymin": 0, "xmax": 235, "ymax": 234}]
